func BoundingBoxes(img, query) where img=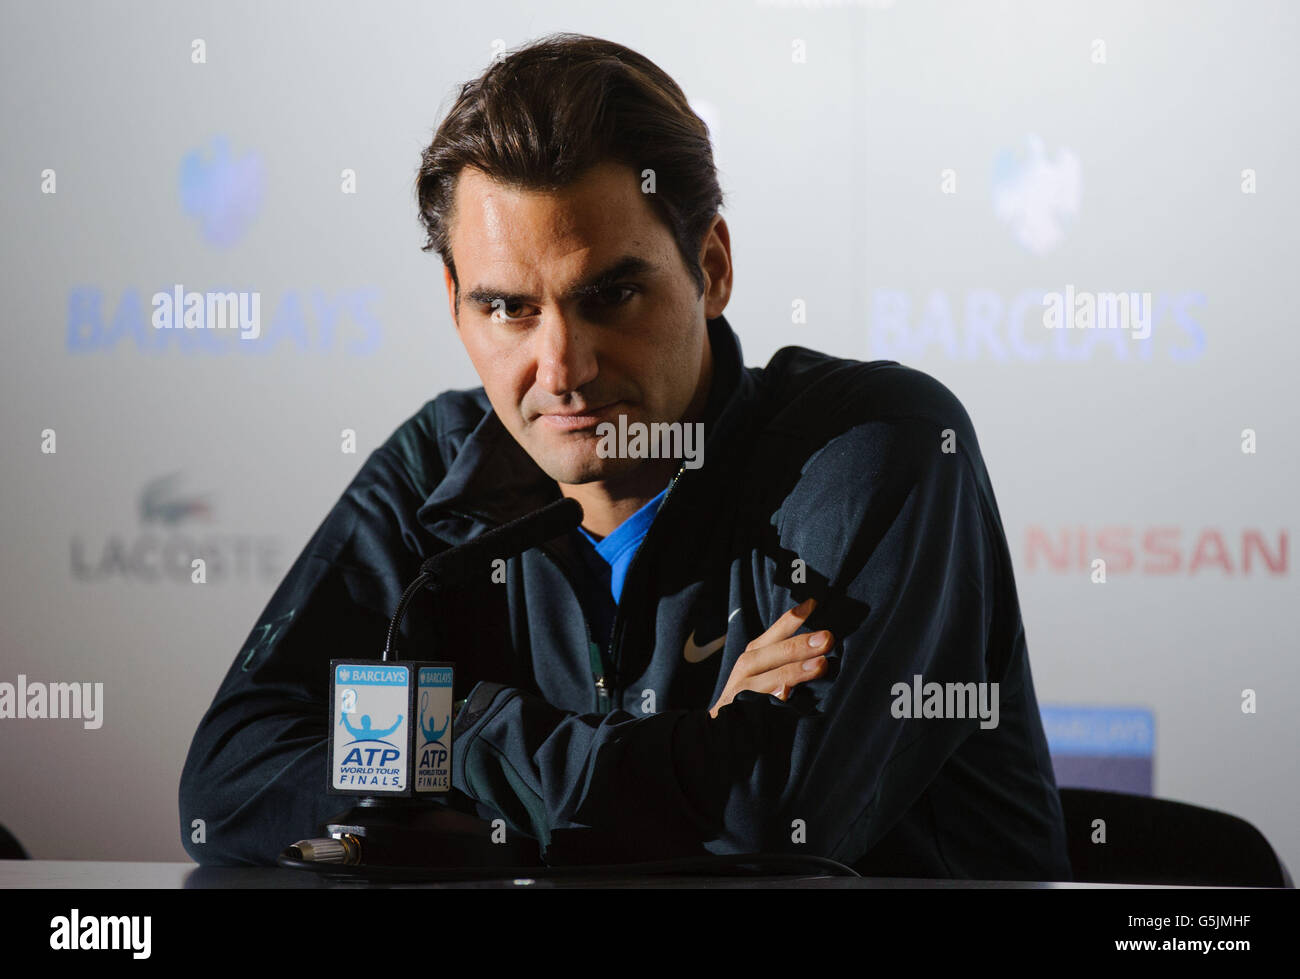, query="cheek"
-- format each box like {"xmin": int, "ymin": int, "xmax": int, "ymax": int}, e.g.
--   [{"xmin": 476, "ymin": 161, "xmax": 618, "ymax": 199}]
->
[{"xmin": 466, "ymin": 341, "xmax": 522, "ymax": 401}]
